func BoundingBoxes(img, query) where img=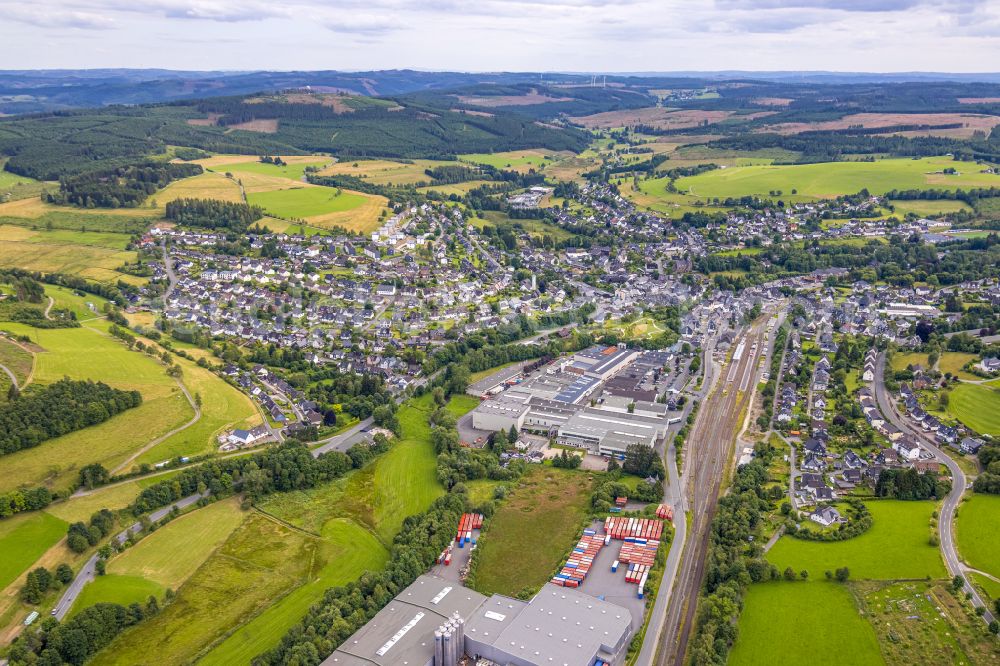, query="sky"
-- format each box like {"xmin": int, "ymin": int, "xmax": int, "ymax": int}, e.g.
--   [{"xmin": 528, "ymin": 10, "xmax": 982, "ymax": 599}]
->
[{"xmin": 1, "ymin": 0, "xmax": 999, "ymax": 72}]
